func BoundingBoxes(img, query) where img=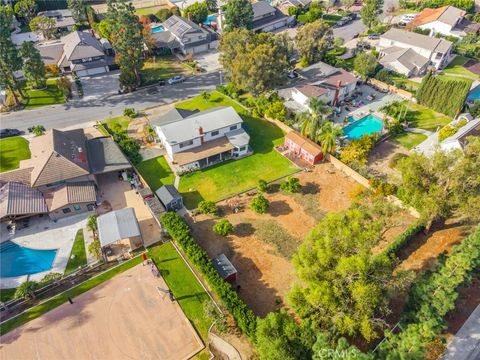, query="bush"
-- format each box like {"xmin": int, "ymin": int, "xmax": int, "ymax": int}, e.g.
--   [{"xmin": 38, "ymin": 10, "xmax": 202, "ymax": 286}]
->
[
  {"xmin": 198, "ymin": 200, "xmax": 217, "ymax": 215},
  {"xmin": 250, "ymin": 194, "xmax": 269, "ymax": 214},
  {"xmin": 14, "ymin": 281, "xmax": 38, "ymax": 300},
  {"xmin": 257, "ymin": 179, "xmax": 268, "ymax": 192},
  {"xmin": 369, "ymin": 178, "xmax": 397, "ymax": 196},
  {"xmin": 389, "ymin": 153, "xmax": 408, "ymax": 168},
  {"xmin": 39, "ymin": 272, "xmax": 62, "ymax": 285},
  {"xmin": 213, "ymin": 218, "xmax": 234, "ymax": 236},
  {"xmin": 156, "ymin": 8, "xmax": 172, "ymax": 21},
  {"xmin": 382, "ymin": 219, "xmax": 426, "ymax": 258},
  {"xmin": 288, "ymin": 5, "xmax": 301, "ymax": 16},
  {"xmin": 31, "ymin": 125, "xmax": 46, "ymax": 137},
  {"xmin": 160, "ymin": 212, "xmax": 257, "ymax": 337},
  {"xmin": 123, "ymin": 107, "xmax": 139, "ymax": 118},
  {"xmin": 109, "ymin": 124, "xmax": 142, "ymax": 165},
  {"xmin": 280, "ymin": 177, "xmax": 301, "ymax": 193},
  {"xmin": 56, "ymin": 76, "xmax": 72, "ymax": 99},
  {"xmin": 44, "ymin": 64, "xmax": 60, "ymax": 77}
]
